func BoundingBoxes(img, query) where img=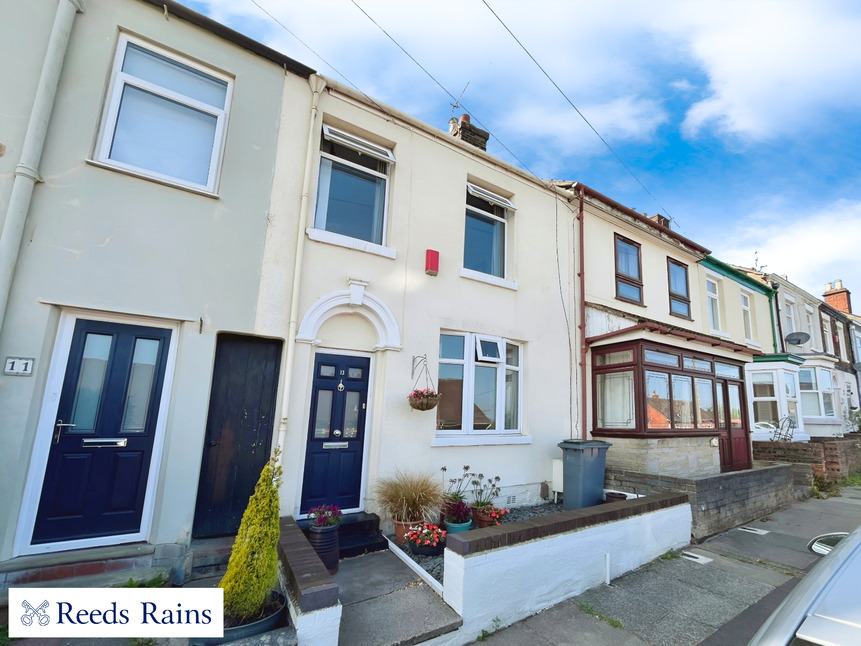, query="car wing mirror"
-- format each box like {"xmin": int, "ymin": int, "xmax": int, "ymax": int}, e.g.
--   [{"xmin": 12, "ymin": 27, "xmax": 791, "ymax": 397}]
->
[{"xmin": 807, "ymin": 532, "xmax": 849, "ymax": 555}]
